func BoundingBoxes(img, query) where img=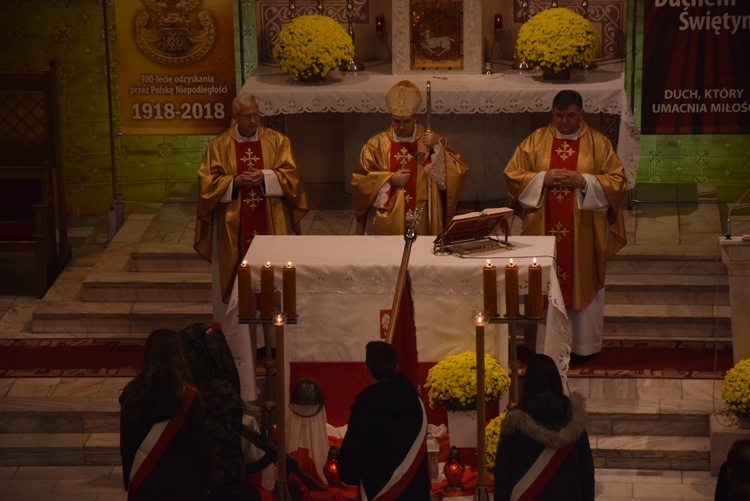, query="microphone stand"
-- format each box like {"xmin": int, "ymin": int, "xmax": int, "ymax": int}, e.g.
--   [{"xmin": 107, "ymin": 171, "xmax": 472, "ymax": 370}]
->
[{"xmin": 725, "ymin": 187, "xmax": 750, "ymax": 239}]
